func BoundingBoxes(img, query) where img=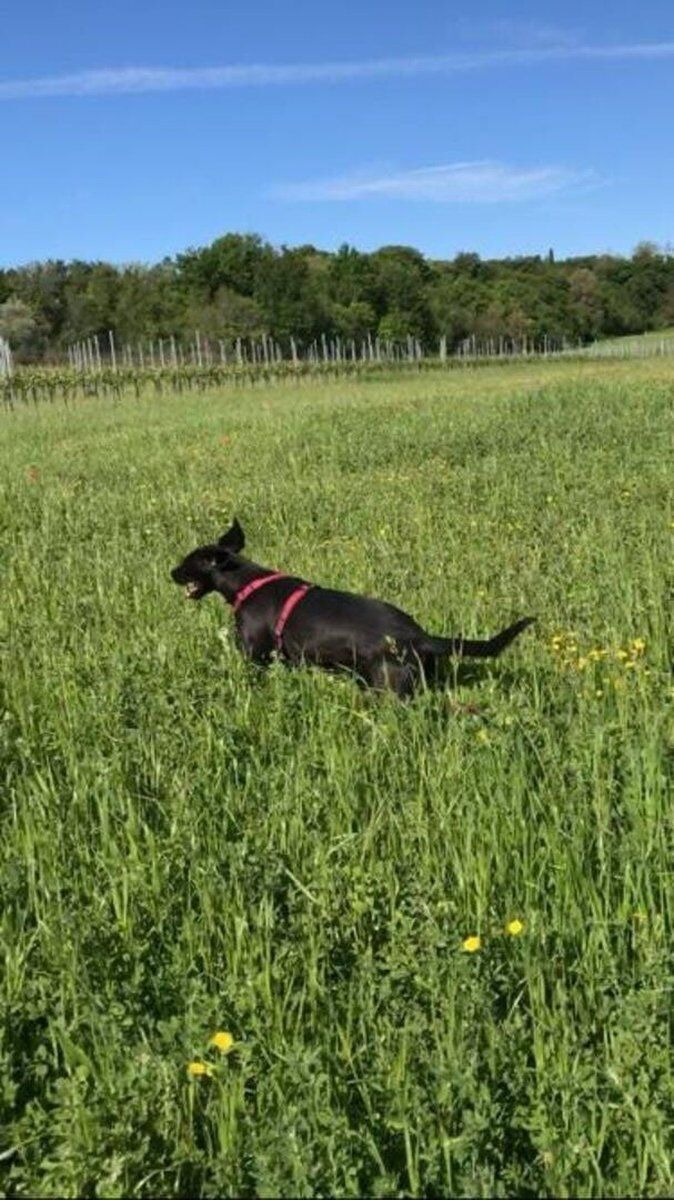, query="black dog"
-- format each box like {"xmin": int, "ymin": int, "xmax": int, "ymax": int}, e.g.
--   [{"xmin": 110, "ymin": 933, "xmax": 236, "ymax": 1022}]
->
[{"xmin": 171, "ymin": 520, "xmax": 534, "ymax": 697}]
